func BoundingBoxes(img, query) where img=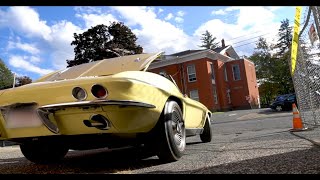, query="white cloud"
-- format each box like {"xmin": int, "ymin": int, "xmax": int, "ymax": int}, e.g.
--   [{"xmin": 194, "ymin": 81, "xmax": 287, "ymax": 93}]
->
[
  {"xmin": 177, "ymin": 11, "xmax": 185, "ymax": 17},
  {"xmin": 194, "ymin": 19, "xmax": 240, "ymax": 45},
  {"xmin": 16, "ymin": 43, "xmax": 40, "ymax": 55},
  {"xmin": 7, "ymin": 40, "xmax": 40, "ymax": 55},
  {"xmin": 112, "ymin": 7, "xmax": 195, "ymax": 54},
  {"xmin": 12, "ymin": 71, "xmax": 28, "ymax": 78},
  {"xmin": 225, "ymin": 6, "xmax": 240, "ymax": 12},
  {"xmin": 266, "ymin": 6, "xmax": 283, "ymax": 11},
  {"xmin": 76, "ymin": 12, "xmax": 118, "ymax": 29},
  {"xmin": 175, "ymin": 17, "xmax": 184, "ymax": 23},
  {"xmin": 0, "ymin": 7, "xmax": 52, "ymax": 41},
  {"xmin": 47, "ymin": 20, "xmax": 83, "ymax": 69},
  {"xmin": 211, "ymin": 9, "xmax": 227, "ymax": 15},
  {"xmin": 194, "ymin": 7, "xmax": 281, "ymax": 56},
  {"xmin": 0, "ymin": 7, "xmax": 86, "ymax": 70},
  {"xmin": 158, "ymin": 8, "xmax": 164, "ymax": 14},
  {"xmin": 74, "ymin": 6, "xmax": 102, "ymax": 14},
  {"xmin": 236, "ymin": 7, "xmax": 275, "ymax": 28},
  {"xmin": 165, "ymin": 13, "xmax": 174, "ymax": 20},
  {"xmin": 30, "ymin": 56, "xmax": 41, "ymax": 63},
  {"xmin": 9, "ymin": 55, "xmax": 54, "ymax": 75}
]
